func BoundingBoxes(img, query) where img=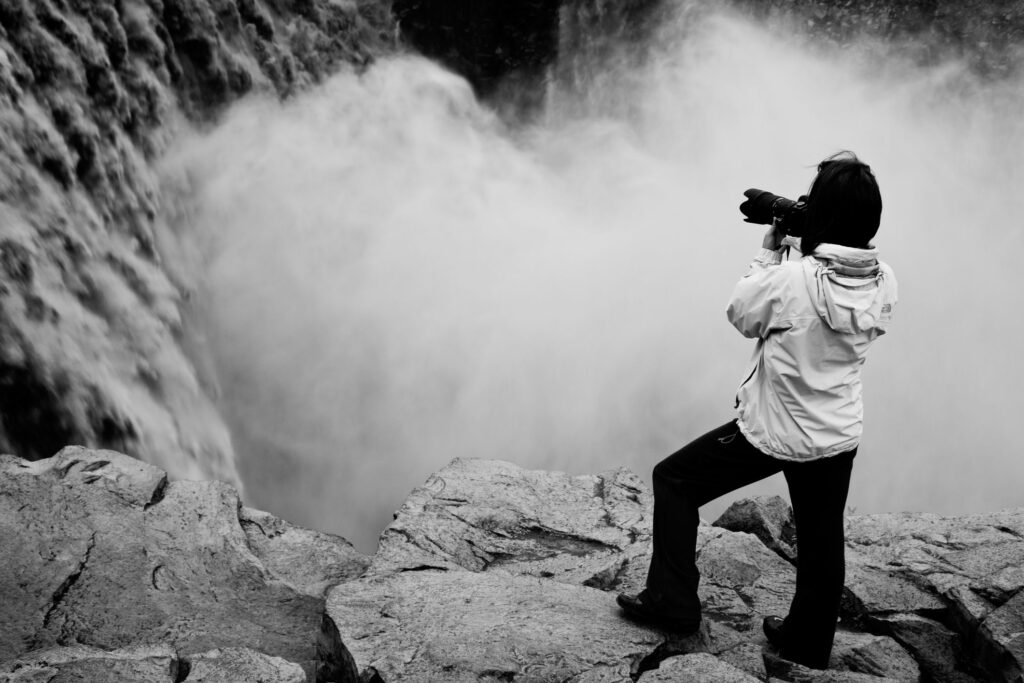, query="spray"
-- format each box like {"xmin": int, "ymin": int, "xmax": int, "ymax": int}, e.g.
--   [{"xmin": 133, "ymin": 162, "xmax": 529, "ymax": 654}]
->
[{"xmin": 166, "ymin": 3, "xmax": 1024, "ymax": 551}]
